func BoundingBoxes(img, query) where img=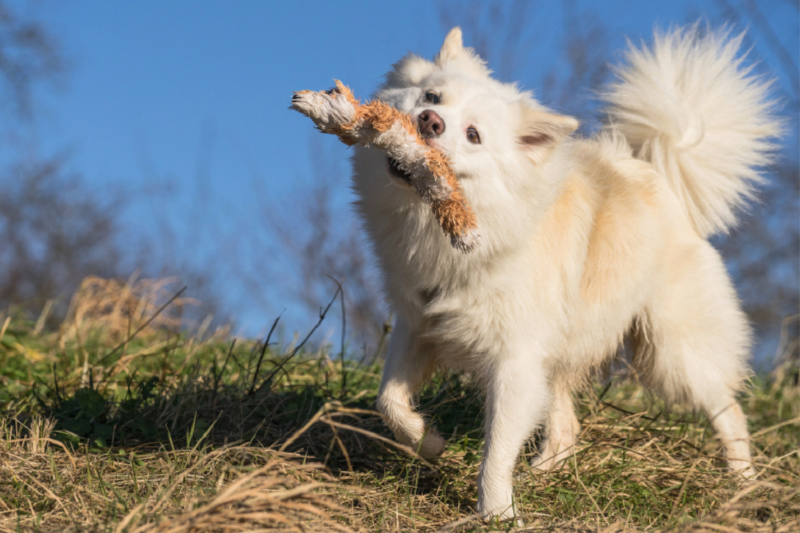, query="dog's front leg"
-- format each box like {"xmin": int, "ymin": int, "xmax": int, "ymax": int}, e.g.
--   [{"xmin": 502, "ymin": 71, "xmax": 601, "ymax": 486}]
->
[
  {"xmin": 477, "ymin": 352, "xmax": 549, "ymax": 522},
  {"xmin": 377, "ymin": 315, "xmax": 445, "ymax": 461}
]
